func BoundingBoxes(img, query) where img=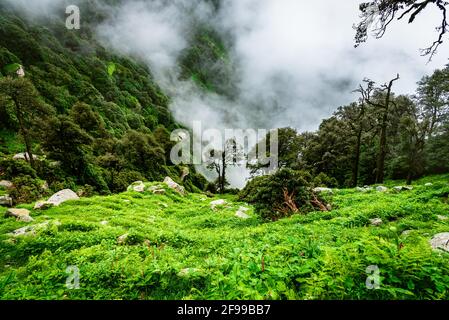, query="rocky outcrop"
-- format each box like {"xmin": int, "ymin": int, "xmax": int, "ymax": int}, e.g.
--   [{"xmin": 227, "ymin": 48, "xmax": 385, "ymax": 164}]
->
[{"xmin": 164, "ymin": 177, "xmax": 186, "ymax": 196}]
